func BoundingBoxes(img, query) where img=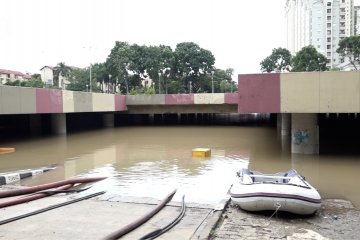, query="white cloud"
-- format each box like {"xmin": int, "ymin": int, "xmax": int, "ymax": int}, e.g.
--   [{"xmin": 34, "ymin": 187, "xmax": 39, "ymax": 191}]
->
[{"xmin": 0, "ymin": 0, "xmax": 286, "ymax": 80}]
